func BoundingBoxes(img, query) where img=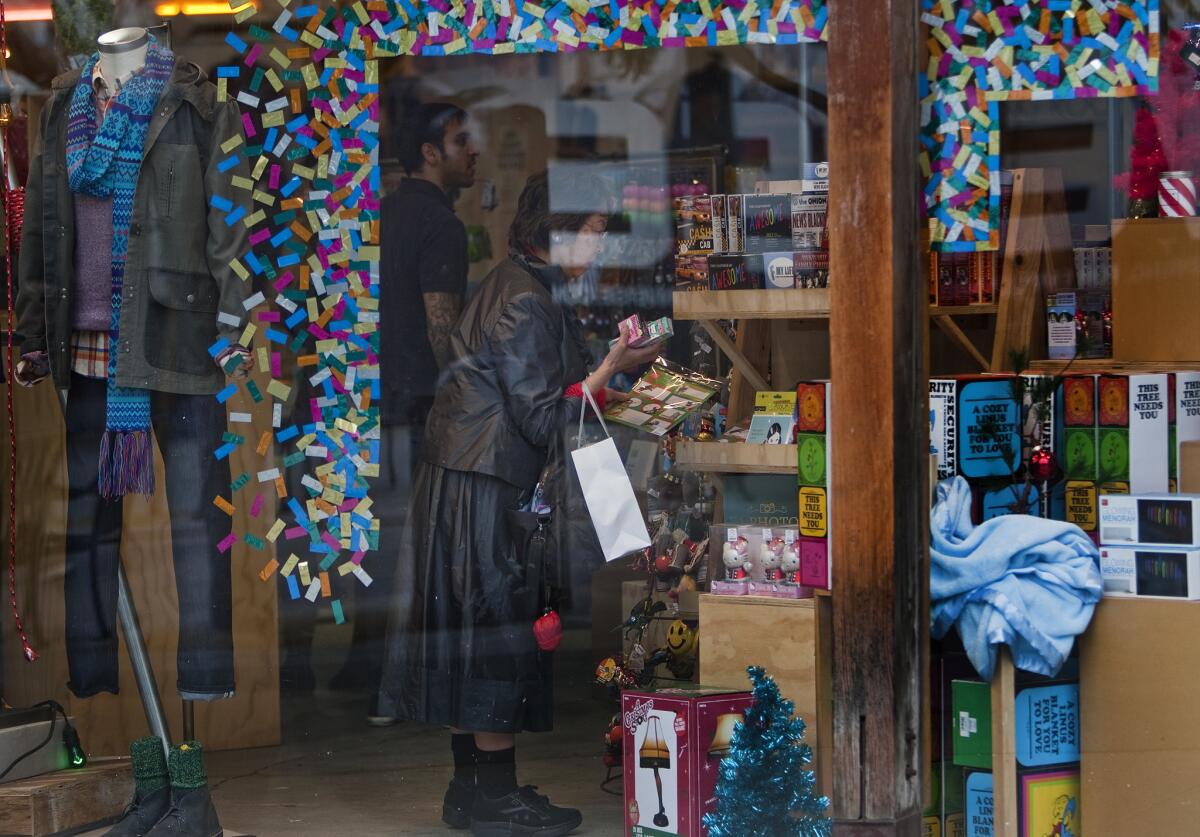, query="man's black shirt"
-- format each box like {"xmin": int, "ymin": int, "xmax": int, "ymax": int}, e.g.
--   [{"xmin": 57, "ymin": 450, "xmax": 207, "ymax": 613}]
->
[{"xmin": 379, "ymin": 178, "xmax": 468, "ymax": 423}]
